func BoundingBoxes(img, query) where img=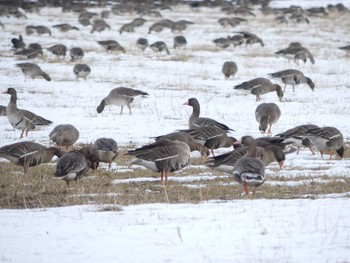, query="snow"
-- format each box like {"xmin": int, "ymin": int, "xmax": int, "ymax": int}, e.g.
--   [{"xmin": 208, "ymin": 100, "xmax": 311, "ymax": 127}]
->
[{"xmin": 1, "ymin": 0, "xmax": 350, "ymax": 262}]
